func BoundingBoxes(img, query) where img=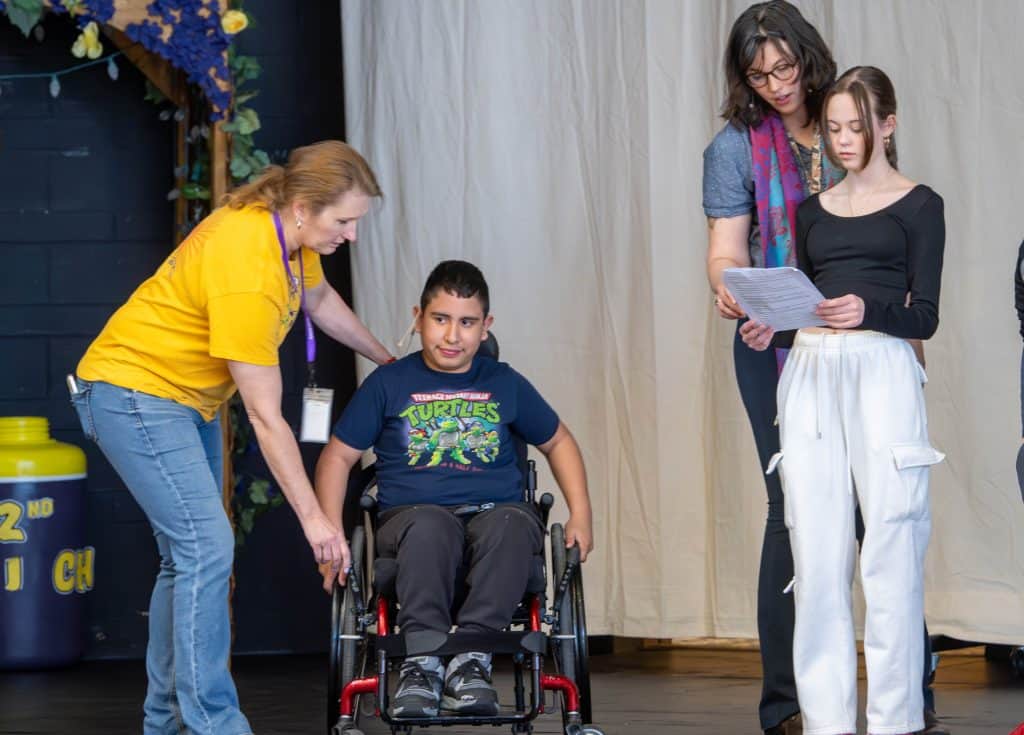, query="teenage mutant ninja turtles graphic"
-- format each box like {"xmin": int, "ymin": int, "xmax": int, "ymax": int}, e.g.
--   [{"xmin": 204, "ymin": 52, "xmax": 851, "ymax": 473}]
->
[
  {"xmin": 407, "ymin": 418, "xmax": 502, "ymax": 467},
  {"xmin": 426, "ymin": 418, "xmax": 471, "ymax": 467},
  {"xmin": 462, "ymin": 420, "xmax": 500, "ymax": 463},
  {"xmin": 483, "ymin": 430, "xmax": 500, "ymax": 460},
  {"xmin": 400, "ymin": 391, "xmax": 503, "ymax": 468},
  {"xmin": 406, "ymin": 427, "xmax": 430, "ymax": 465}
]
